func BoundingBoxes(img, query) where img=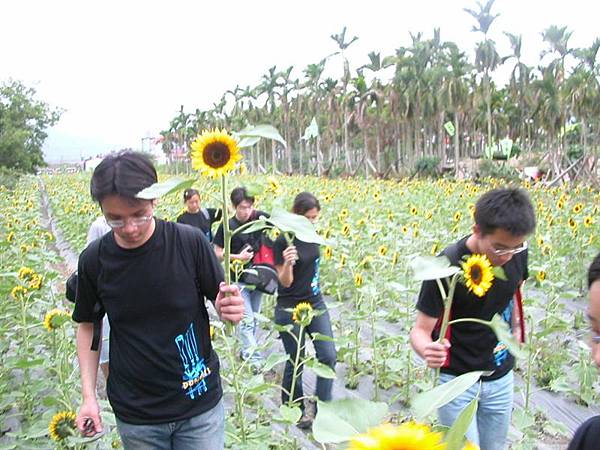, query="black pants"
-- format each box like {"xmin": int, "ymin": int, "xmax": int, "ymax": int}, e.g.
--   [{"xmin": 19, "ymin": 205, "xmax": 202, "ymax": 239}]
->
[{"xmin": 274, "ymin": 297, "xmax": 336, "ymax": 408}]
